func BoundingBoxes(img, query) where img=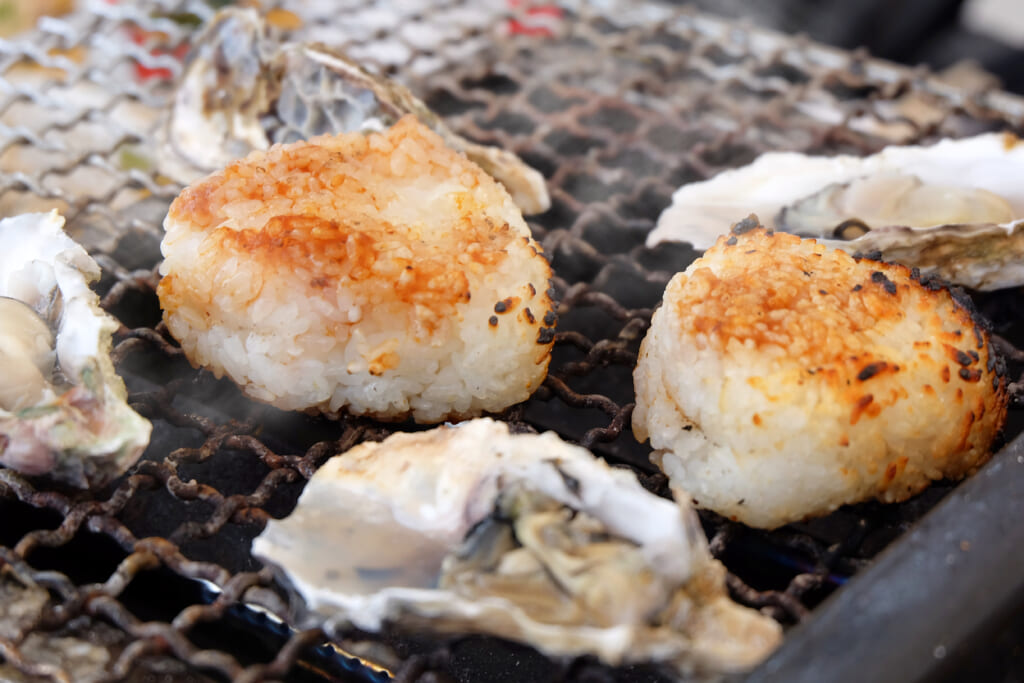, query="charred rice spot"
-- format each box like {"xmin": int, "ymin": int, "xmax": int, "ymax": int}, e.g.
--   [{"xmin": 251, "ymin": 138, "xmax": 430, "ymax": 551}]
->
[
  {"xmin": 527, "ymin": 283, "xmax": 536, "ymax": 297},
  {"xmin": 752, "ymin": 413, "xmax": 762, "ymax": 426},
  {"xmin": 852, "ymin": 284, "xmax": 863, "ymax": 292},
  {"xmin": 968, "ymin": 350, "xmax": 979, "ymax": 363},
  {"xmin": 726, "ymin": 235, "xmax": 738, "ymax": 246},
  {"xmin": 959, "ymin": 367, "xmax": 982, "ymax": 382},
  {"xmin": 857, "ymin": 362, "xmax": 888, "ymax": 382},
  {"xmin": 802, "ymin": 270, "xmax": 811, "ymax": 277},
  {"xmin": 309, "ymin": 276, "xmax": 329, "ymax": 288},
  {"xmin": 737, "ymin": 498, "xmax": 745, "ymax": 505},
  {"xmin": 871, "ymin": 271, "xmax": 897, "ymax": 295},
  {"xmin": 543, "ymin": 310, "xmax": 557, "ymax": 327},
  {"xmin": 489, "ymin": 315, "xmax": 498, "ymax": 327},
  {"xmin": 918, "ymin": 273, "xmax": 946, "ymax": 291},
  {"xmin": 745, "ymin": 249, "xmax": 757, "ymax": 254},
  {"xmin": 941, "ymin": 366, "xmax": 951, "ymax": 383},
  {"xmin": 973, "ymin": 326, "xmax": 985, "ymax": 350},
  {"xmin": 523, "ymin": 307, "xmax": 535, "ymax": 324},
  {"xmin": 851, "ymin": 394, "xmax": 874, "ymax": 425},
  {"xmin": 987, "ymin": 352, "xmax": 1006, "ymax": 376},
  {"xmin": 497, "ymin": 296, "xmax": 520, "ymax": 313},
  {"xmin": 952, "ymin": 349, "xmax": 974, "ymax": 366},
  {"xmin": 819, "ymin": 289, "xmax": 828, "ymax": 295},
  {"xmin": 731, "ymin": 215, "xmax": 761, "ymax": 234},
  {"xmin": 947, "ymin": 285, "xmax": 982, "ymax": 322},
  {"xmin": 537, "ymin": 327, "xmax": 556, "ymax": 344}
]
